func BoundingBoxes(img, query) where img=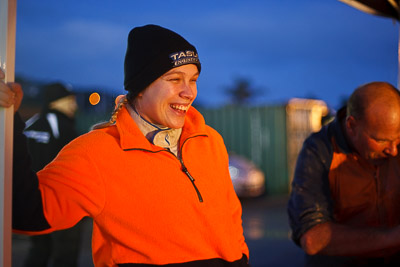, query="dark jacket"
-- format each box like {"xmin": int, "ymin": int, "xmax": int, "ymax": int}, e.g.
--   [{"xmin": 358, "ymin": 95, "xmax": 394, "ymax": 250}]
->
[
  {"xmin": 23, "ymin": 109, "xmax": 77, "ymax": 171},
  {"xmin": 288, "ymin": 108, "xmax": 400, "ymax": 266}
]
